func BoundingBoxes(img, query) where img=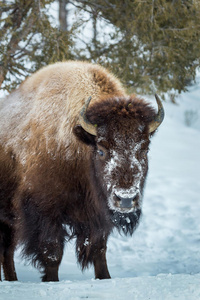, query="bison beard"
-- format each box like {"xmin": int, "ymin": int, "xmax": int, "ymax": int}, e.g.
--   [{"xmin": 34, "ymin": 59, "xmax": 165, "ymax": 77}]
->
[{"xmin": 0, "ymin": 61, "xmax": 164, "ymax": 282}]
